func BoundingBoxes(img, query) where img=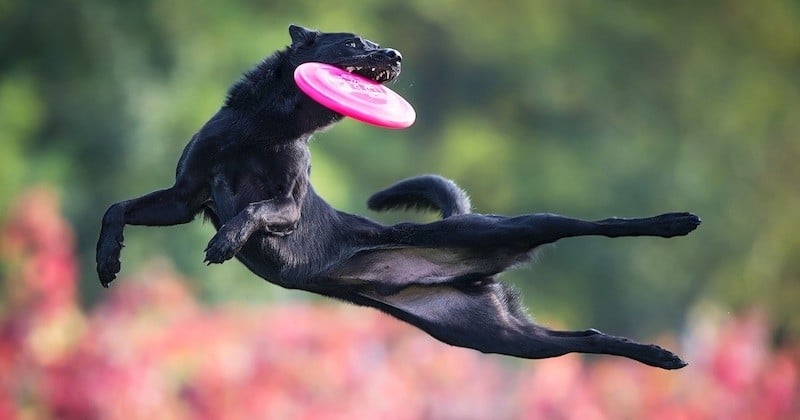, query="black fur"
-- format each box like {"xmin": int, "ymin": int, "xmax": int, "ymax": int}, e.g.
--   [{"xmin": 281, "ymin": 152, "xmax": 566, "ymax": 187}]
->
[
  {"xmin": 97, "ymin": 25, "xmax": 701, "ymax": 369},
  {"xmin": 367, "ymin": 174, "xmax": 471, "ymax": 218}
]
